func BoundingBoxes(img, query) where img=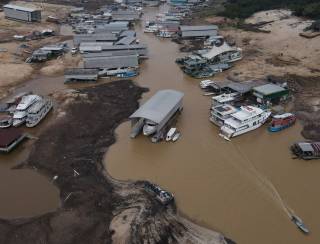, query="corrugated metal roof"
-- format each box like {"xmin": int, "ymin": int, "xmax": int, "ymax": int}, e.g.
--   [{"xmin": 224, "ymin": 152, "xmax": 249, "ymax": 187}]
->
[
  {"xmin": 180, "ymin": 25, "xmax": 218, "ymax": 31},
  {"xmin": 181, "ymin": 30, "xmax": 218, "ymax": 38},
  {"xmin": 64, "ymin": 68, "xmax": 99, "ymax": 75},
  {"xmin": 84, "ymin": 55, "xmax": 139, "ymax": 69},
  {"xmin": 120, "ymin": 30, "xmax": 136, "ymax": 38},
  {"xmin": 202, "ymin": 42, "xmax": 235, "ymax": 59},
  {"xmin": 74, "ymin": 34, "xmax": 118, "ymax": 45},
  {"xmin": 115, "ymin": 36, "xmax": 136, "ymax": 45},
  {"xmin": 253, "ymin": 83, "xmax": 286, "ymax": 95},
  {"xmin": 129, "ymin": 90, "xmax": 184, "ymax": 124},
  {"xmin": 4, "ymin": 4, "xmax": 38, "ymax": 12},
  {"xmin": 83, "ymin": 50, "xmax": 140, "ymax": 58}
]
